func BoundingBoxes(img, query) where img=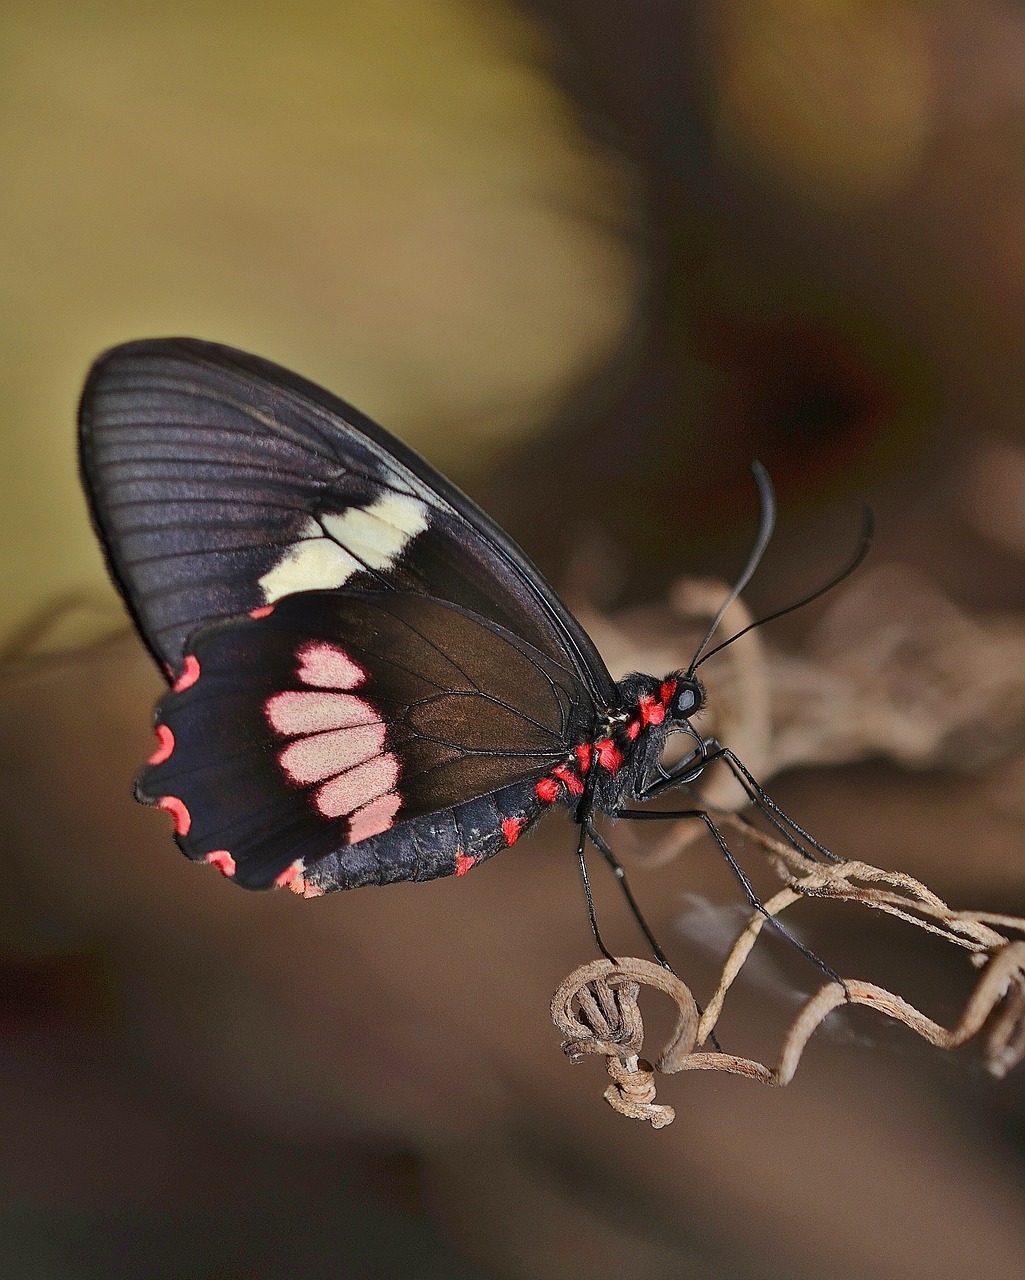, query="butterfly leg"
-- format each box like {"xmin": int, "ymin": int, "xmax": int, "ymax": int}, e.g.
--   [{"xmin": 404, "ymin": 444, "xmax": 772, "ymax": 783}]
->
[
  {"xmin": 643, "ymin": 739, "xmax": 839, "ymax": 865},
  {"xmin": 702, "ymin": 742, "xmax": 842, "ymax": 863},
  {"xmin": 613, "ymin": 805, "xmax": 847, "ymax": 990},
  {"xmin": 574, "ymin": 811, "xmax": 618, "ymax": 965},
  {"xmin": 583, "ymin": 823, "xmax": 673, "ymax": 970}
]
